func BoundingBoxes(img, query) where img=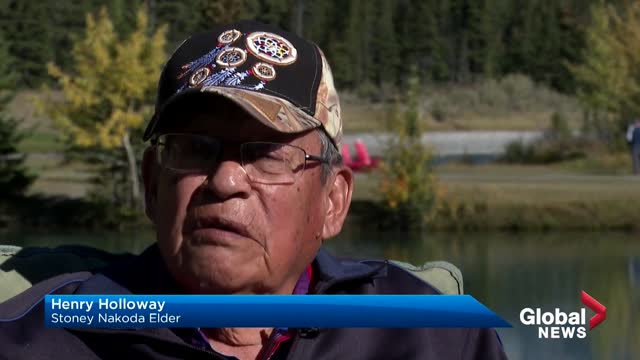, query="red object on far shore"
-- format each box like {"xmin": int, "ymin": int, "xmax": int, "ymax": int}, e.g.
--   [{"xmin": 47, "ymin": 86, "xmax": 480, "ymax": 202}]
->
[
  {"xmin": 342, "ymin": 140, "xmax": 380, "ymax": 171},
  {"xmin": 341, "ymin": 144, "xmax": 353, "ymax": 167}
]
